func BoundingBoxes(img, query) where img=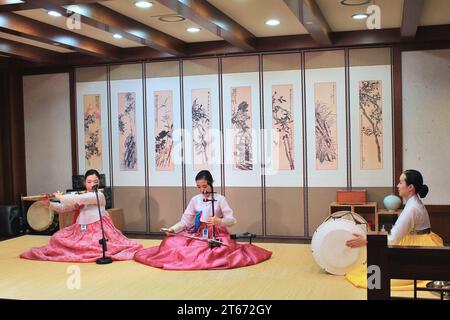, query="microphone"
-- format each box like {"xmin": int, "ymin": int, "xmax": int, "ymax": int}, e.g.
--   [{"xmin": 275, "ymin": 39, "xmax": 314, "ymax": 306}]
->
[
  {"xmin": 92, "ymin": 184, "xmax": 99, "ymax": 192},
  {"xmin": 230, "ymin": 232, "xmax": 256, "ymax": 239}
]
